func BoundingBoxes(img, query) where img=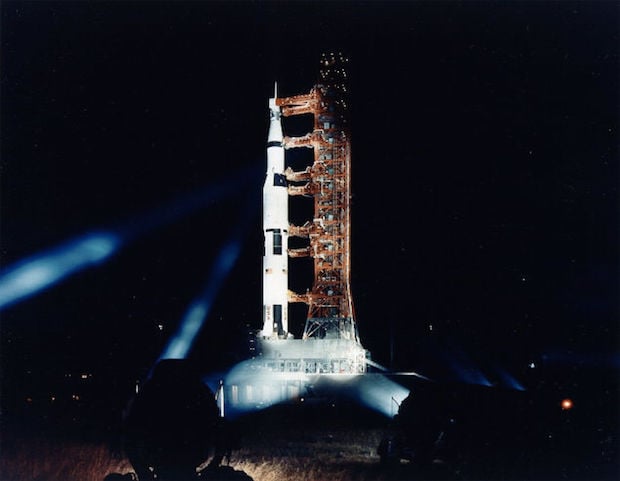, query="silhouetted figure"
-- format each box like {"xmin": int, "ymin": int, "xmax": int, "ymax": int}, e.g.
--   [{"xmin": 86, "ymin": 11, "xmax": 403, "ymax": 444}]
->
[
  {"xmin": 378, "ymin": 381, "xmax": 462, "ymax": 471},
  {"xmin": 207, "ymin": 417, "xmax": 242, "ymax": 468},
  {"xmin": 122, "ymin": 359, "xmax": 220, "ymax": 480}
]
